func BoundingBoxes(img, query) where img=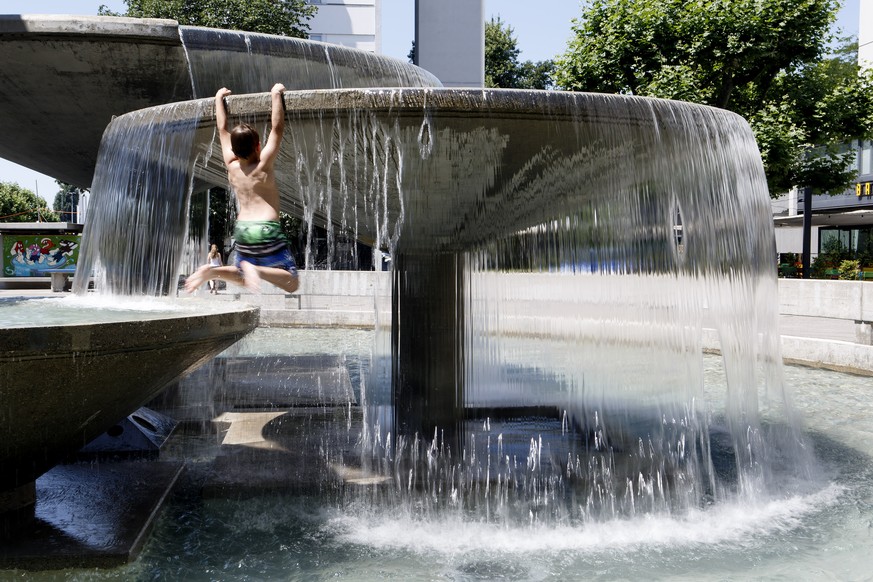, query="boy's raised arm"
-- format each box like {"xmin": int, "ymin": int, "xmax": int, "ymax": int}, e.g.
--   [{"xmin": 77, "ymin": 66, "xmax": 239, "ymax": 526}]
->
[
  {"xmin": 215, "ymin": 87, "xmax": 235, "ymax": 165},
  {"xmin": 260, "ymin": 83, "xmax": 286, "ymax": 164}
]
